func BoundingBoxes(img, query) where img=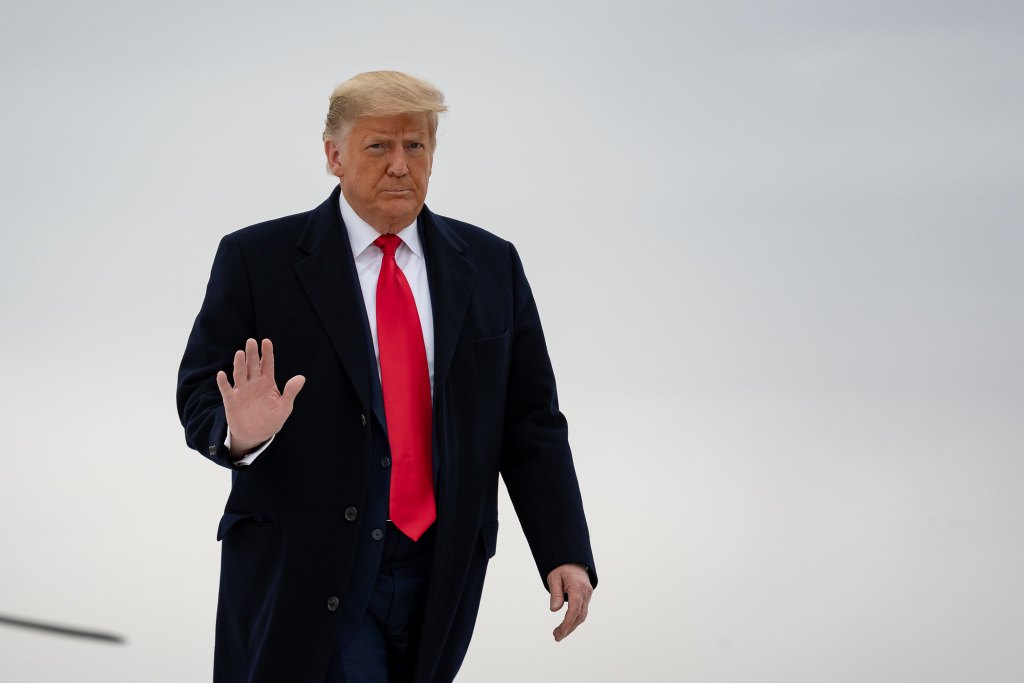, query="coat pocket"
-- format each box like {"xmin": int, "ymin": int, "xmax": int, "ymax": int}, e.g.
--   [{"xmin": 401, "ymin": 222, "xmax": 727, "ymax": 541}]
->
[
  {"xmin": 216, "ymin": 511, "xmax": 274, "ymax": 541},
  {"xmin": 474, "ymin": 330, "xmax": 510, "ymax": 356}
]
